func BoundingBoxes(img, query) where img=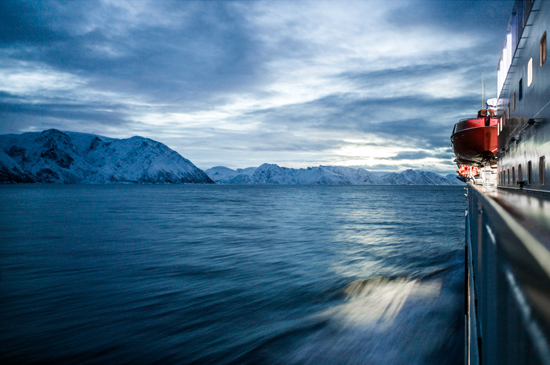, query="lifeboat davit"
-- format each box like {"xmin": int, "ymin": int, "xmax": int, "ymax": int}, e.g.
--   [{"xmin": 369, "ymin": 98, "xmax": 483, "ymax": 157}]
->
[{"xmin": 451, "ymin": 109, "xmax": 499, "ymax": 166}]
